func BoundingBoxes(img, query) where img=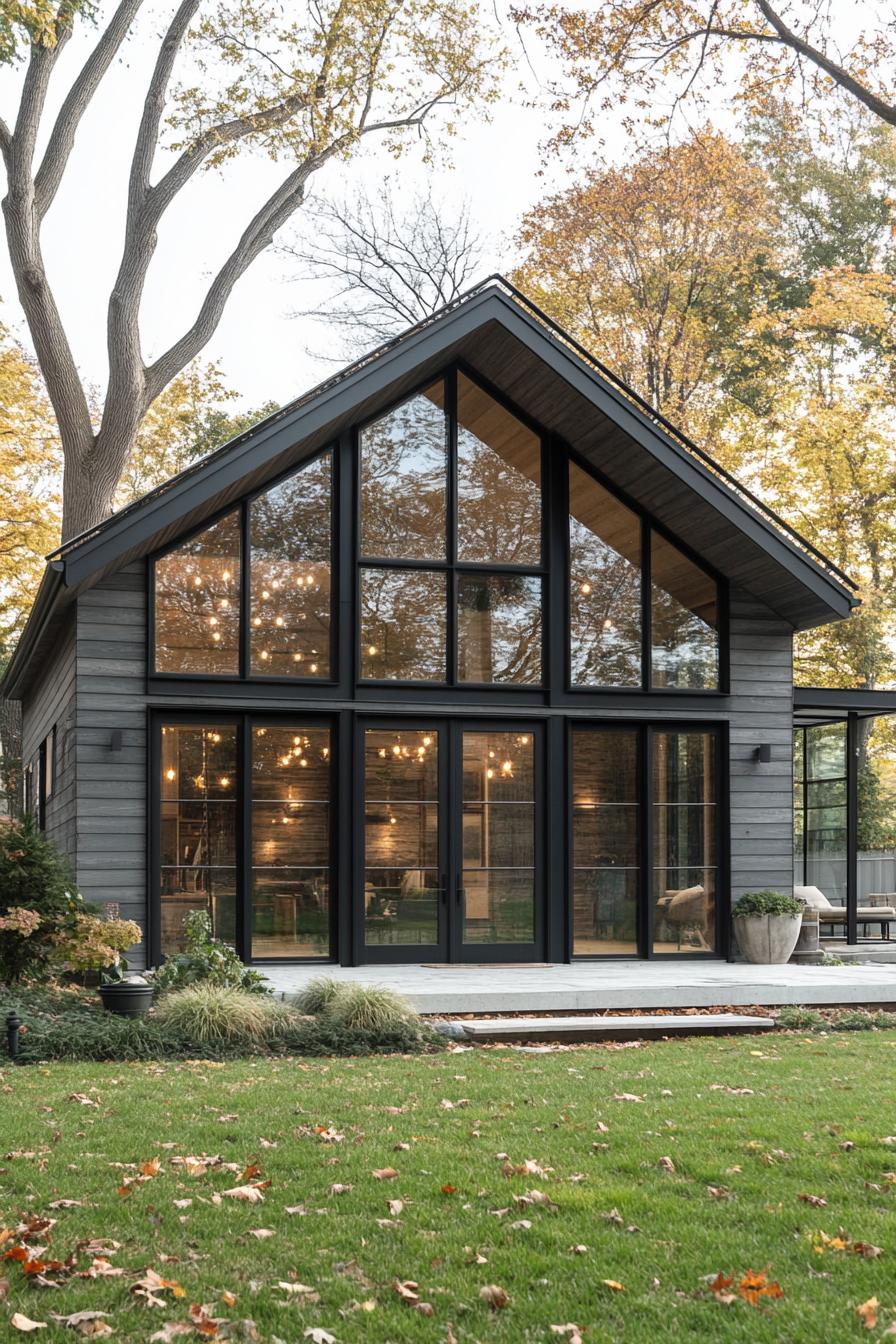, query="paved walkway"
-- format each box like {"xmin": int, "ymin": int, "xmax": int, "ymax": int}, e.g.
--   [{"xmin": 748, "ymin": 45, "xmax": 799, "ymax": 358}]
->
[{"xmin": 263, "ymin": 959, "xmax": 896, "ymax": 1014}]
